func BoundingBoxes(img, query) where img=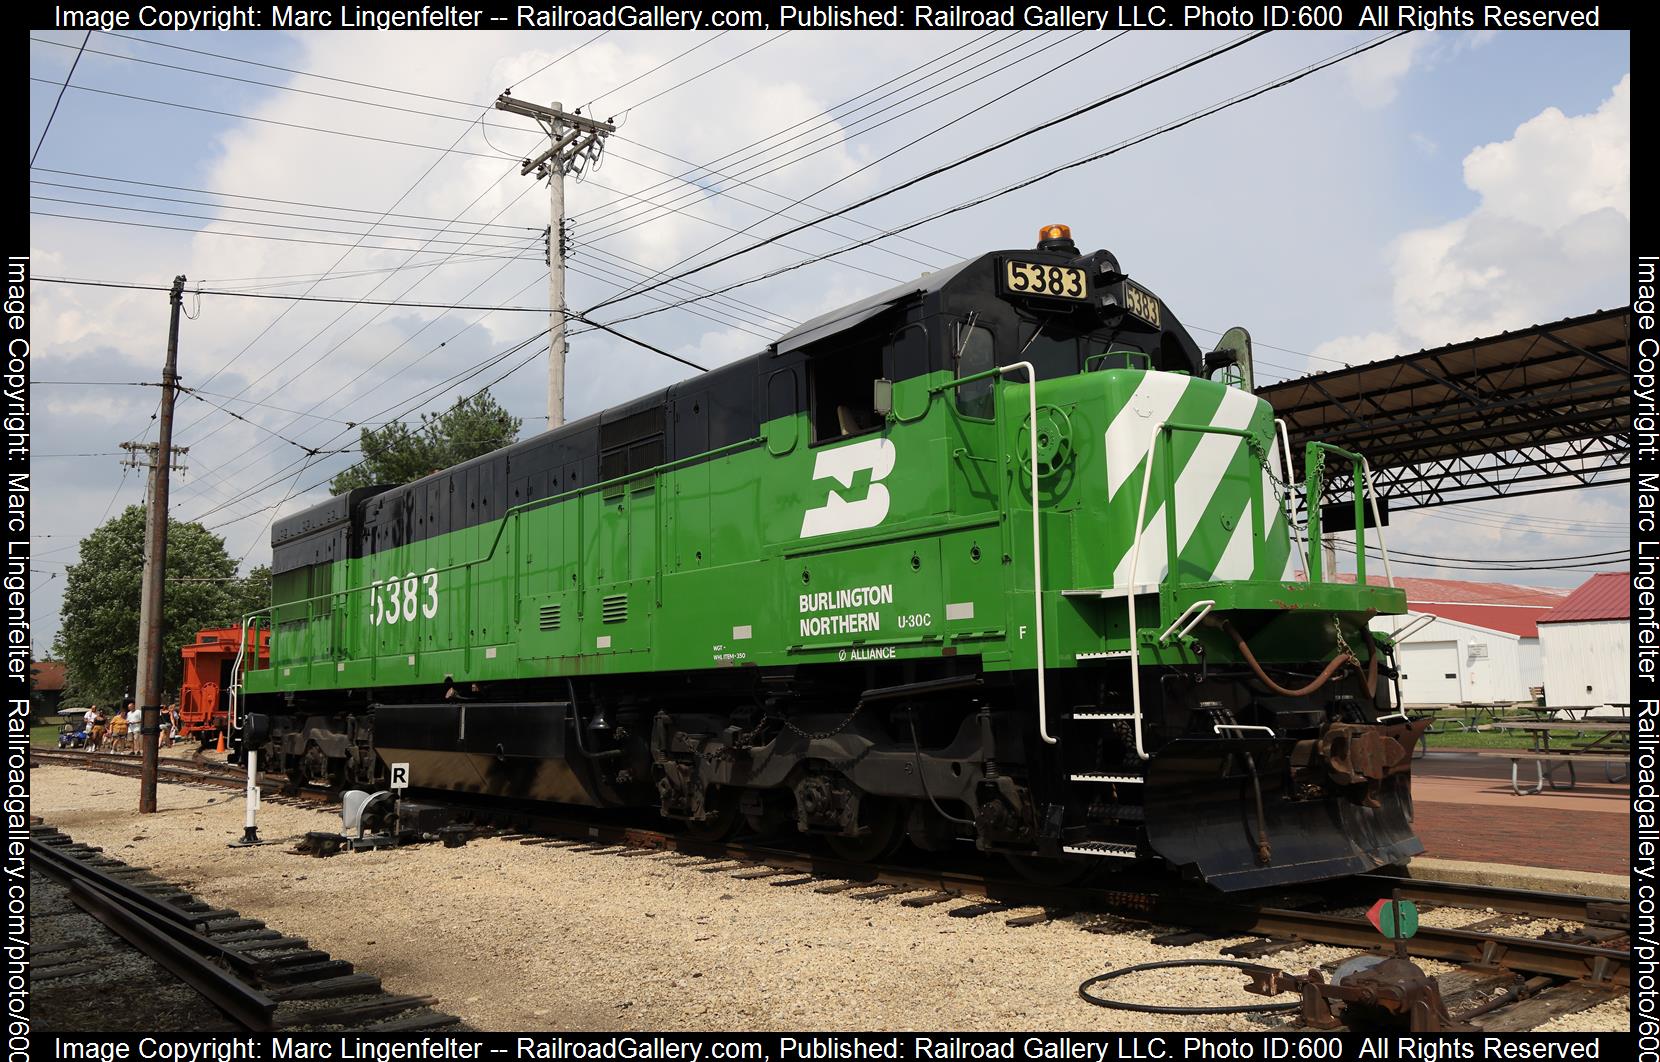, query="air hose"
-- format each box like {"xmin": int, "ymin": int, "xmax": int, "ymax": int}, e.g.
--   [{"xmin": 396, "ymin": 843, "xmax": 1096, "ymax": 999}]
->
[
  {"xmin": 1220, "ymin": 621, "xmax": 1379, "ymax": 699},
  {"xmin": 1078, "ymin": 959, "xmax": 1299, "ymax": 1014}
]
